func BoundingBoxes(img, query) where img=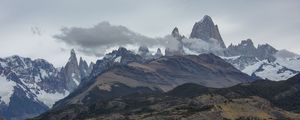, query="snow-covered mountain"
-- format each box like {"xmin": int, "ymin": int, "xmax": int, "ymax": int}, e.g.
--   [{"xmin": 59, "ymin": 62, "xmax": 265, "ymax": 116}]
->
[
  {"xmin": 220, "ymin": 39, "xmax": 300, "ymax": 81},
  {"xmin": 0, "ymin": 49, "xmax": 92, "ymax": 120},
  {"xmin": 1, "ymin": 15, "xmax": 300, "ymax": 119},
  {"xmin": 0, "ymin": 56, "xmax": 68, "ymax": 119},
  {"xmin": 167, "ymin": 15, "xmax": 300, "ymax": 81},
  {"xmin": 222, "ymin": 55, "xmax": 299, "ymax": 81}
]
